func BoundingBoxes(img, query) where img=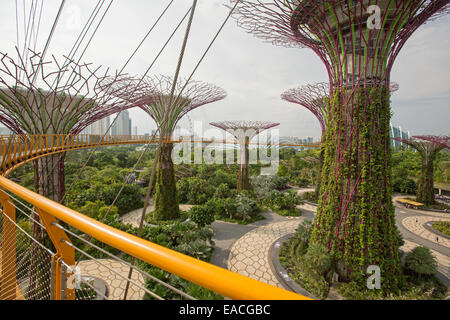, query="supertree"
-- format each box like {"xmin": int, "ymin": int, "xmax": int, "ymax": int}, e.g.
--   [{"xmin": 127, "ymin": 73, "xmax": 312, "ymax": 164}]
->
[
  {"xmin": 413, "ymin": 135, "xmax": 450, "ymax": 149},
  {"xmin": 281, "ymin": 83, "xmax": 328, "ymax": 201},
  {"xmin": 281, "ymin": 82, "xmax": 399, "ymax": 200},
  {"xmin": 210, "ymin": 121, "xmax": 280, "ymax": 191},
  {"xmin": 0, "ymin": 49, "xmax": 139, "ymax": 201},
  {"xmin": 112, "ymin": 75, "xmax": 227, "ymax": 220},
  {"xmin": 394, "ymin": 136, "xmax": 447, "ymax": 205},
  {"xmin": 231, "ymin": 0, "xmax": 450, "ymax": 290}
]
